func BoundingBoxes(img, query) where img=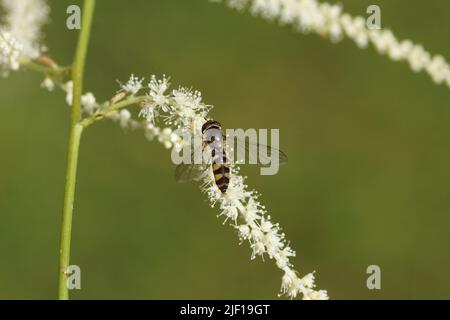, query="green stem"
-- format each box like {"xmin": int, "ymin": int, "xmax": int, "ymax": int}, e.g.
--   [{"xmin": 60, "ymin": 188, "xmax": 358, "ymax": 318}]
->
[
  {"xmin": 20, "ymin": 59, "xmax": 70, "ymax": 77},
  {"xmin": 58, "ymin": 0, "xmax": 96, "ymax": 300},
  {"xmin": 107, "ymin": 95, "xmax": 148, "ymax": 113},
  {"xmin": 58, "ymin": 124, "xmax": 83, "ymax": 300},
  {"xmin": 80, "ymin": 95, "xmax": 148, "ymax": 128}
]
